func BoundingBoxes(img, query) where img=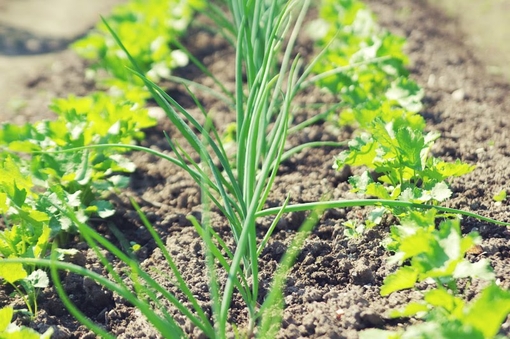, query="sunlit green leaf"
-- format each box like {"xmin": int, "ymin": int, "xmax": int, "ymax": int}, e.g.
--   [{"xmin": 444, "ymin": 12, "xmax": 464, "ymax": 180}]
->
[
  {"xmin": 395, "ymin": 127, "xmax": 424, "ymax": 170},
  {"xmin": 424, "ymin": 289, "xmax": 465, "ymax": 315},
  {"xmin": 493, "ymin": 189, "xmax": 507, "ymax": 202},
  {"xmin": 0, "ymin": 156, "xmax": 33, "ymax": 199},
  {"xmin": 463, "ymin": 283, "xmax": 510, "ymax": 338},
  {"xmin": 87, "ymin": 200, "xmax": 115, "ymax": 218},
  {"xmin": 381, "ymin": 266, "xmax": 418, "ymax": 296},
  {"xmin": 26, "ymin": 269, "xmax": 49, "ymax": 289},
  {"xmin": 360, "ymin": 329, "xmax": 399, "ymax": 339},
  {"xmin": 430, "ymin": 182, "xmax": 452, "ymax": 202},
  {"xmin": 0, "ymin": 306, "xmax": 14, "ymax": 332},
  {"xmin": 11, "ymin": 184, "xmax": 27, "ymax": 208},
  {"xmin": 0, "ymin": 262, "xmax": 27, "ymax": 284},
  {"xmin": 389, "ymin": 302, "xmax": 429, "ymax": 318},
  {"xmin": 433, "ymin": 159, "xmax": 475, "ymax": 178},
  {"xmin": 452, "ymin": 260, "xmax": 495, "ymax": 281},
  {"xmin": 34, "ymin": 225, "xmax": 51, "ymax": 259},
  {"xmin": 0, "ymin": 192, "xmax": 7, "ymax": 214},
  {"xmin": 386, "ymin": 77, "xmax": 424, "ymax": 113},
  {"xmin": 366, "ymin": 183, "xmax": 391, "ymax": 199}
]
